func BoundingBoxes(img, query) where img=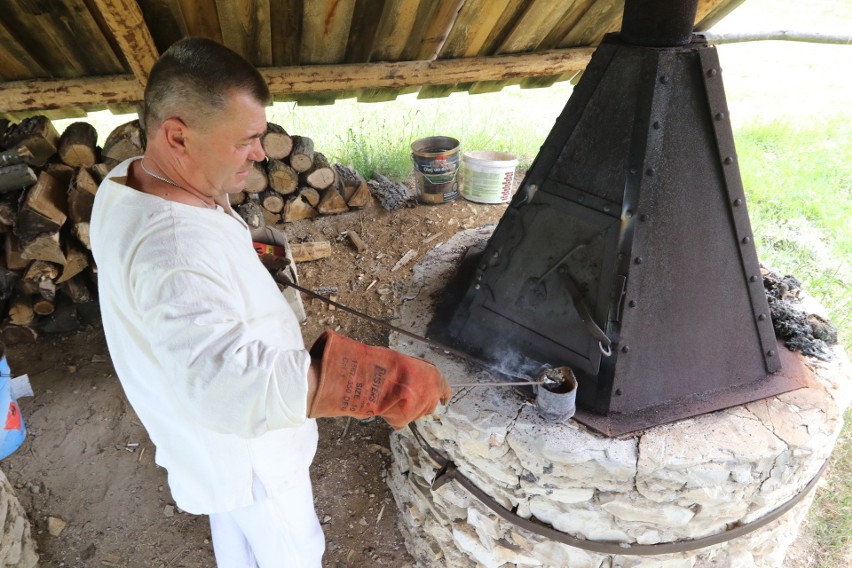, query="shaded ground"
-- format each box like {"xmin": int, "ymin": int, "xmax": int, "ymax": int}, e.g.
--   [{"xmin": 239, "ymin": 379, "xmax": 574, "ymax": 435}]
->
[{"xmin": 0, "ymin": 191, "xmax": 831, "ymax": 567}]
